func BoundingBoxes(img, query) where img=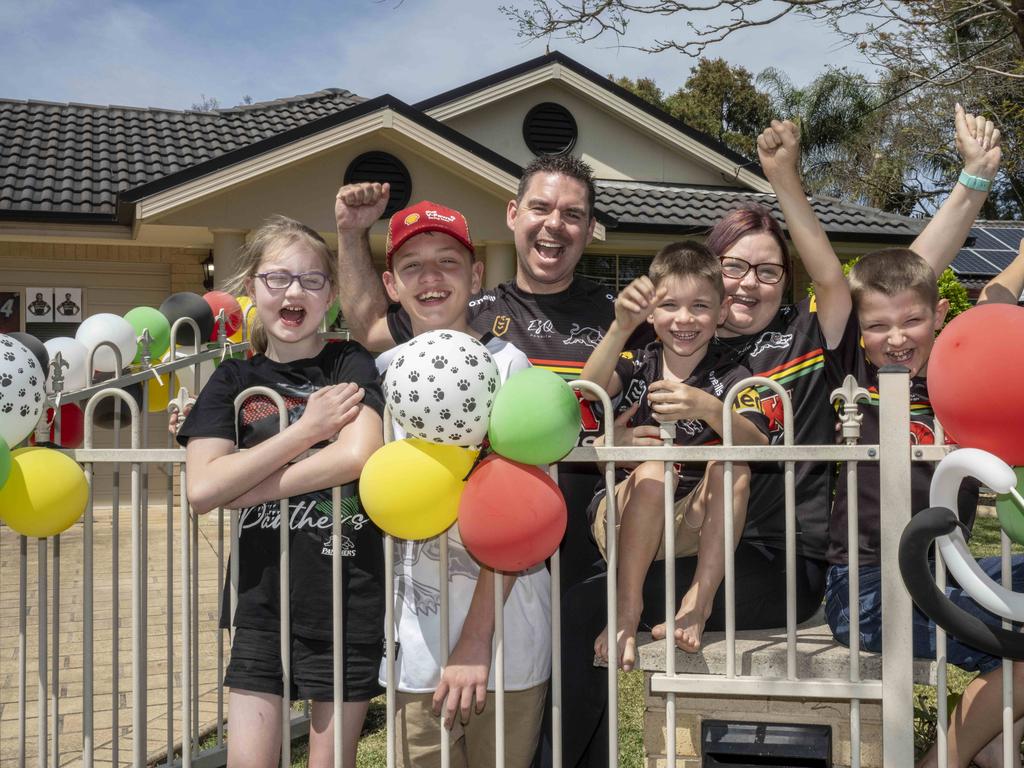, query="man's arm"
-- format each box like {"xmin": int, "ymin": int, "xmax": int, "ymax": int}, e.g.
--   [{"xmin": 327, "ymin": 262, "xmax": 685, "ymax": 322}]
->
[
  {"xmin": 912, "ymin": 104, "xmax": 1001, "ymax": 276},
  {"xmin": 335, "ymin": 182, "xmax": 397, "ymax": 352}
]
